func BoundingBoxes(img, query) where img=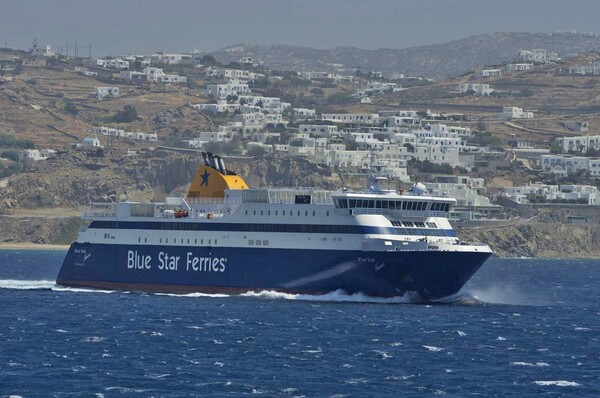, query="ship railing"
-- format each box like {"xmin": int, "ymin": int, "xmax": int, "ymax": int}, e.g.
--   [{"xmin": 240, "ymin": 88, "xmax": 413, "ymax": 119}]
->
[
  {"xmin": 350, "ymin": 208, "xmax": 449, "ymax": 218},
  {"xmin": 449, "ymin": 239, "xmax": 490, "ymax": 247},
  {"xmin": 185, "ymin": 197, "xmax": 243, "ymax": 205},
  {"xmin": 83, "ymin": 211, "xmax": 117, "ymax": 218}
]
